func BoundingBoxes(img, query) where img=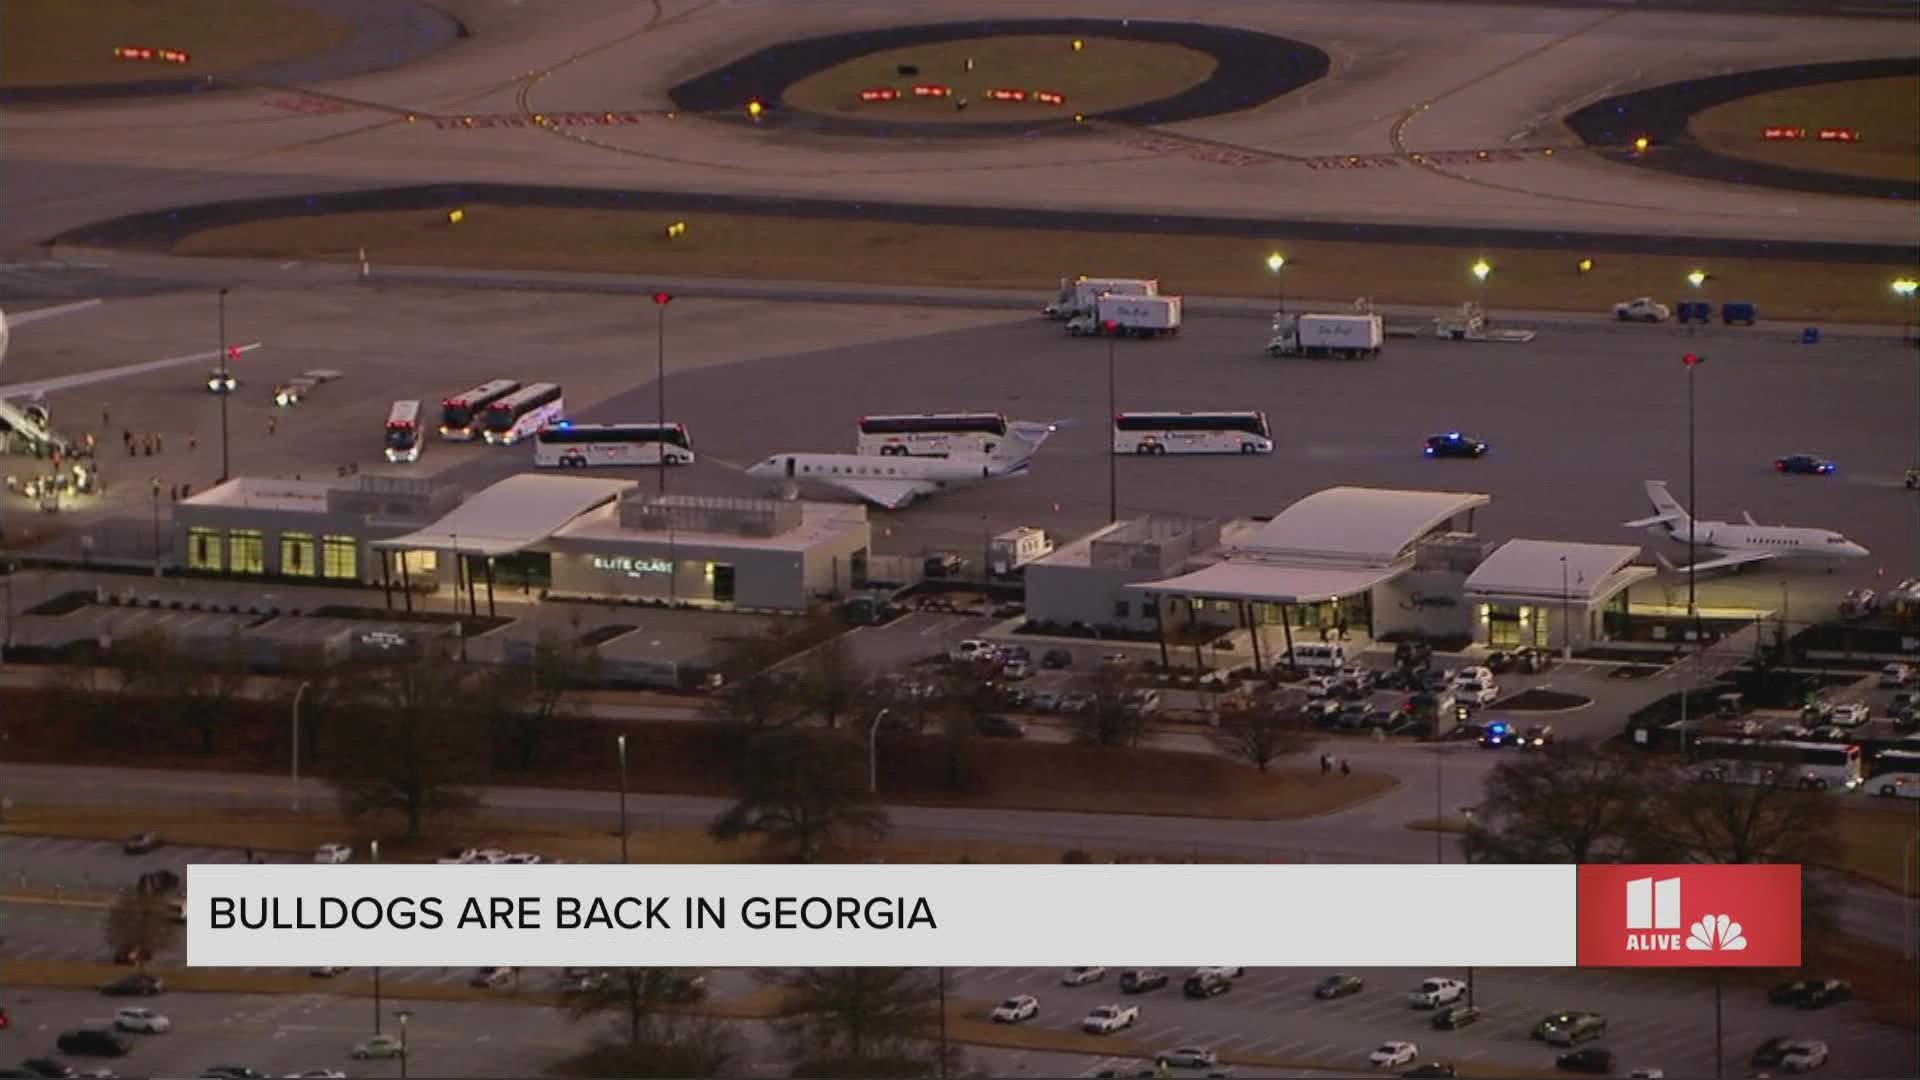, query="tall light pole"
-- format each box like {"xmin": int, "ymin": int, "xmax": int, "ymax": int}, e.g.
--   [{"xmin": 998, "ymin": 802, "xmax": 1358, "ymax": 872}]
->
[
  {"xmin": 1106, "ymin": 334, "xmax": 1118, "ymax": 523},
  {"xmin": 653, "ymin": 292, "xmax": 672, "ymax": 495},
  {"xmin": 616, "ymin": 733, "xmax": 630, "ymax": 864},
  {"xmin": 1433, "ymin": 746, "xmax": 1444, "ymax": 863},
  {"xmin": 370, "ymin": 839, "xmax": 382, "ymax": 1033},
  {"xmin": 1471, "ymin": 259, "xmax": 1491, "ymax": 317},
  {"xmin": 1687, "ymin": 269, "xmax": 1708, "ymax": 338},
  {"xmin": 1681, "ymin": 351, "xmax": 1705, "ymax": 756},
  {"xmin": 291, "ymin": 680, "xmax": 311, "ymax": 812},
  {"xmin": 867, "ymin": 708, "xmax": 891, "ymax": 794},
  {"xmin": 396, "ymin": 1008, "xmax": 414, "ymax": 1080},
  {"xmin": 149, "ymin": 477, "xmax": 162, "ymax": 576},
  {"xmin": 217, "ymin": 288, "xmax": 231, "ymax": 484},
  {"xmin": 1266, "ymin": 252, "xmax": 1287, "ymax": 314}
]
